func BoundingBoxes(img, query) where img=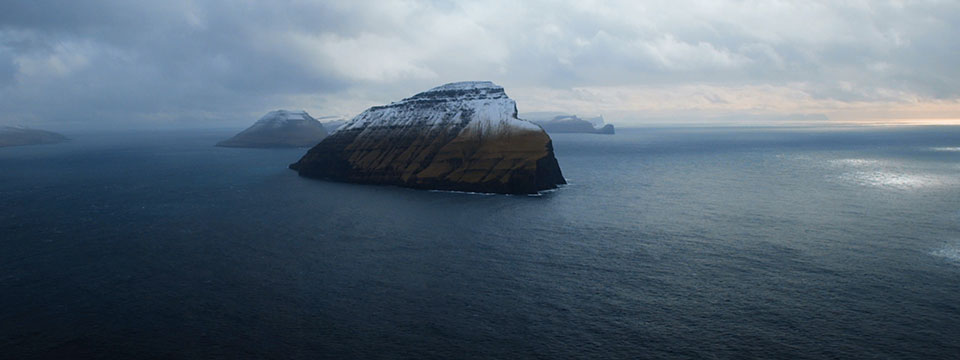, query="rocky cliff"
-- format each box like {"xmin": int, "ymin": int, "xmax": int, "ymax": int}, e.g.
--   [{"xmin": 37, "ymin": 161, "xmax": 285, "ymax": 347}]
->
[
  {"xmin": 217, "ymin": 110, "xmax": 328, "ymax": 148},
  {"xmin": 290, "ymin": 81, "xmax": 566, "ymax": 194}
]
